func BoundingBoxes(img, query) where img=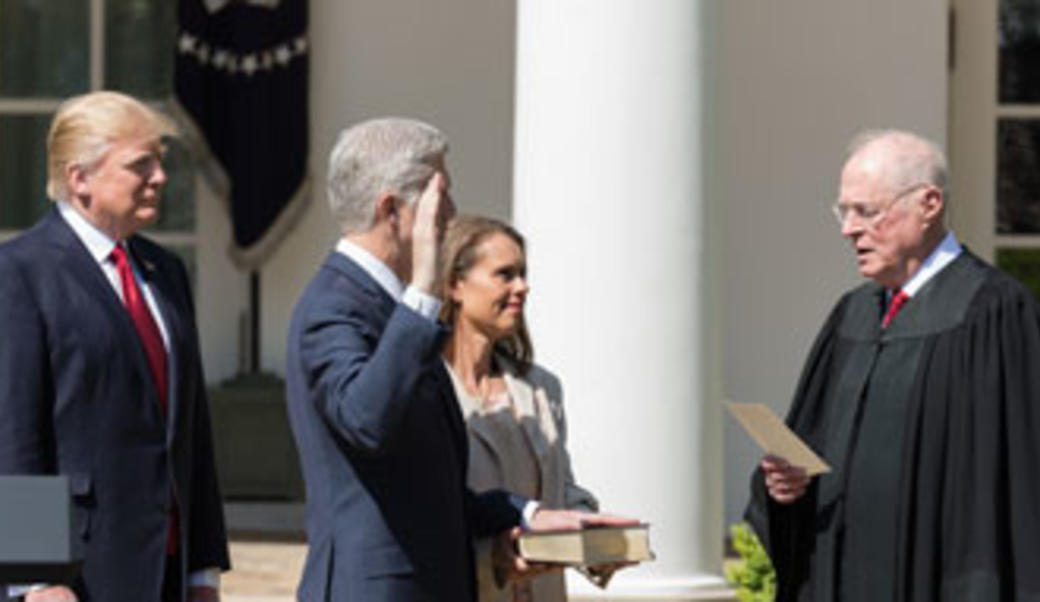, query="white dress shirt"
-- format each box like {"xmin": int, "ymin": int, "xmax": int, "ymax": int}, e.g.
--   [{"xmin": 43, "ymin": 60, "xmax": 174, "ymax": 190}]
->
[
  {"xmin": 899, "ymin": 231, "xmax": 963, "ymax": 298},
  {"xmin": 58, "ymin": 202, "xmax": 171, "ymax": 349},
  {"xmin": 335, "ymin": 238, "xmax": 442, "ymax": 318}
]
